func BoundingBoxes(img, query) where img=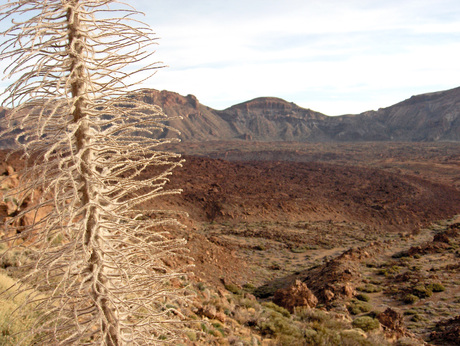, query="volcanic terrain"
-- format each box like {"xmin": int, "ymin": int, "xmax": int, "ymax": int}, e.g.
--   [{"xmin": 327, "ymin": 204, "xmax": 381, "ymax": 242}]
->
[
  {"xmin": 1, "ymin": 142, "xmax": 460, "ymax": 344},
  {"xmin": 138, "ymin": 141, "xmax": 460, "ymax": 345}
]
